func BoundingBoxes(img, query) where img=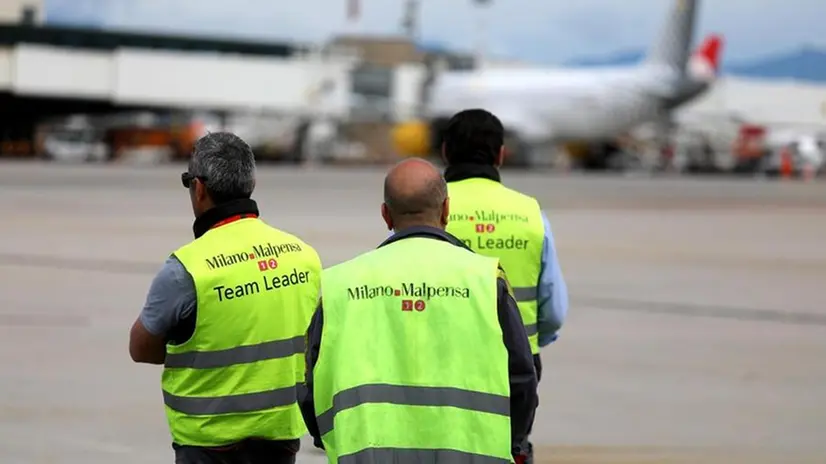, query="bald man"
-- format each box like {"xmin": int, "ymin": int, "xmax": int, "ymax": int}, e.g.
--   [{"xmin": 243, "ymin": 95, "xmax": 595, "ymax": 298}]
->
[{"xmin": 299, "ymin": 159, "xmax": 538, "ymax": 463}]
